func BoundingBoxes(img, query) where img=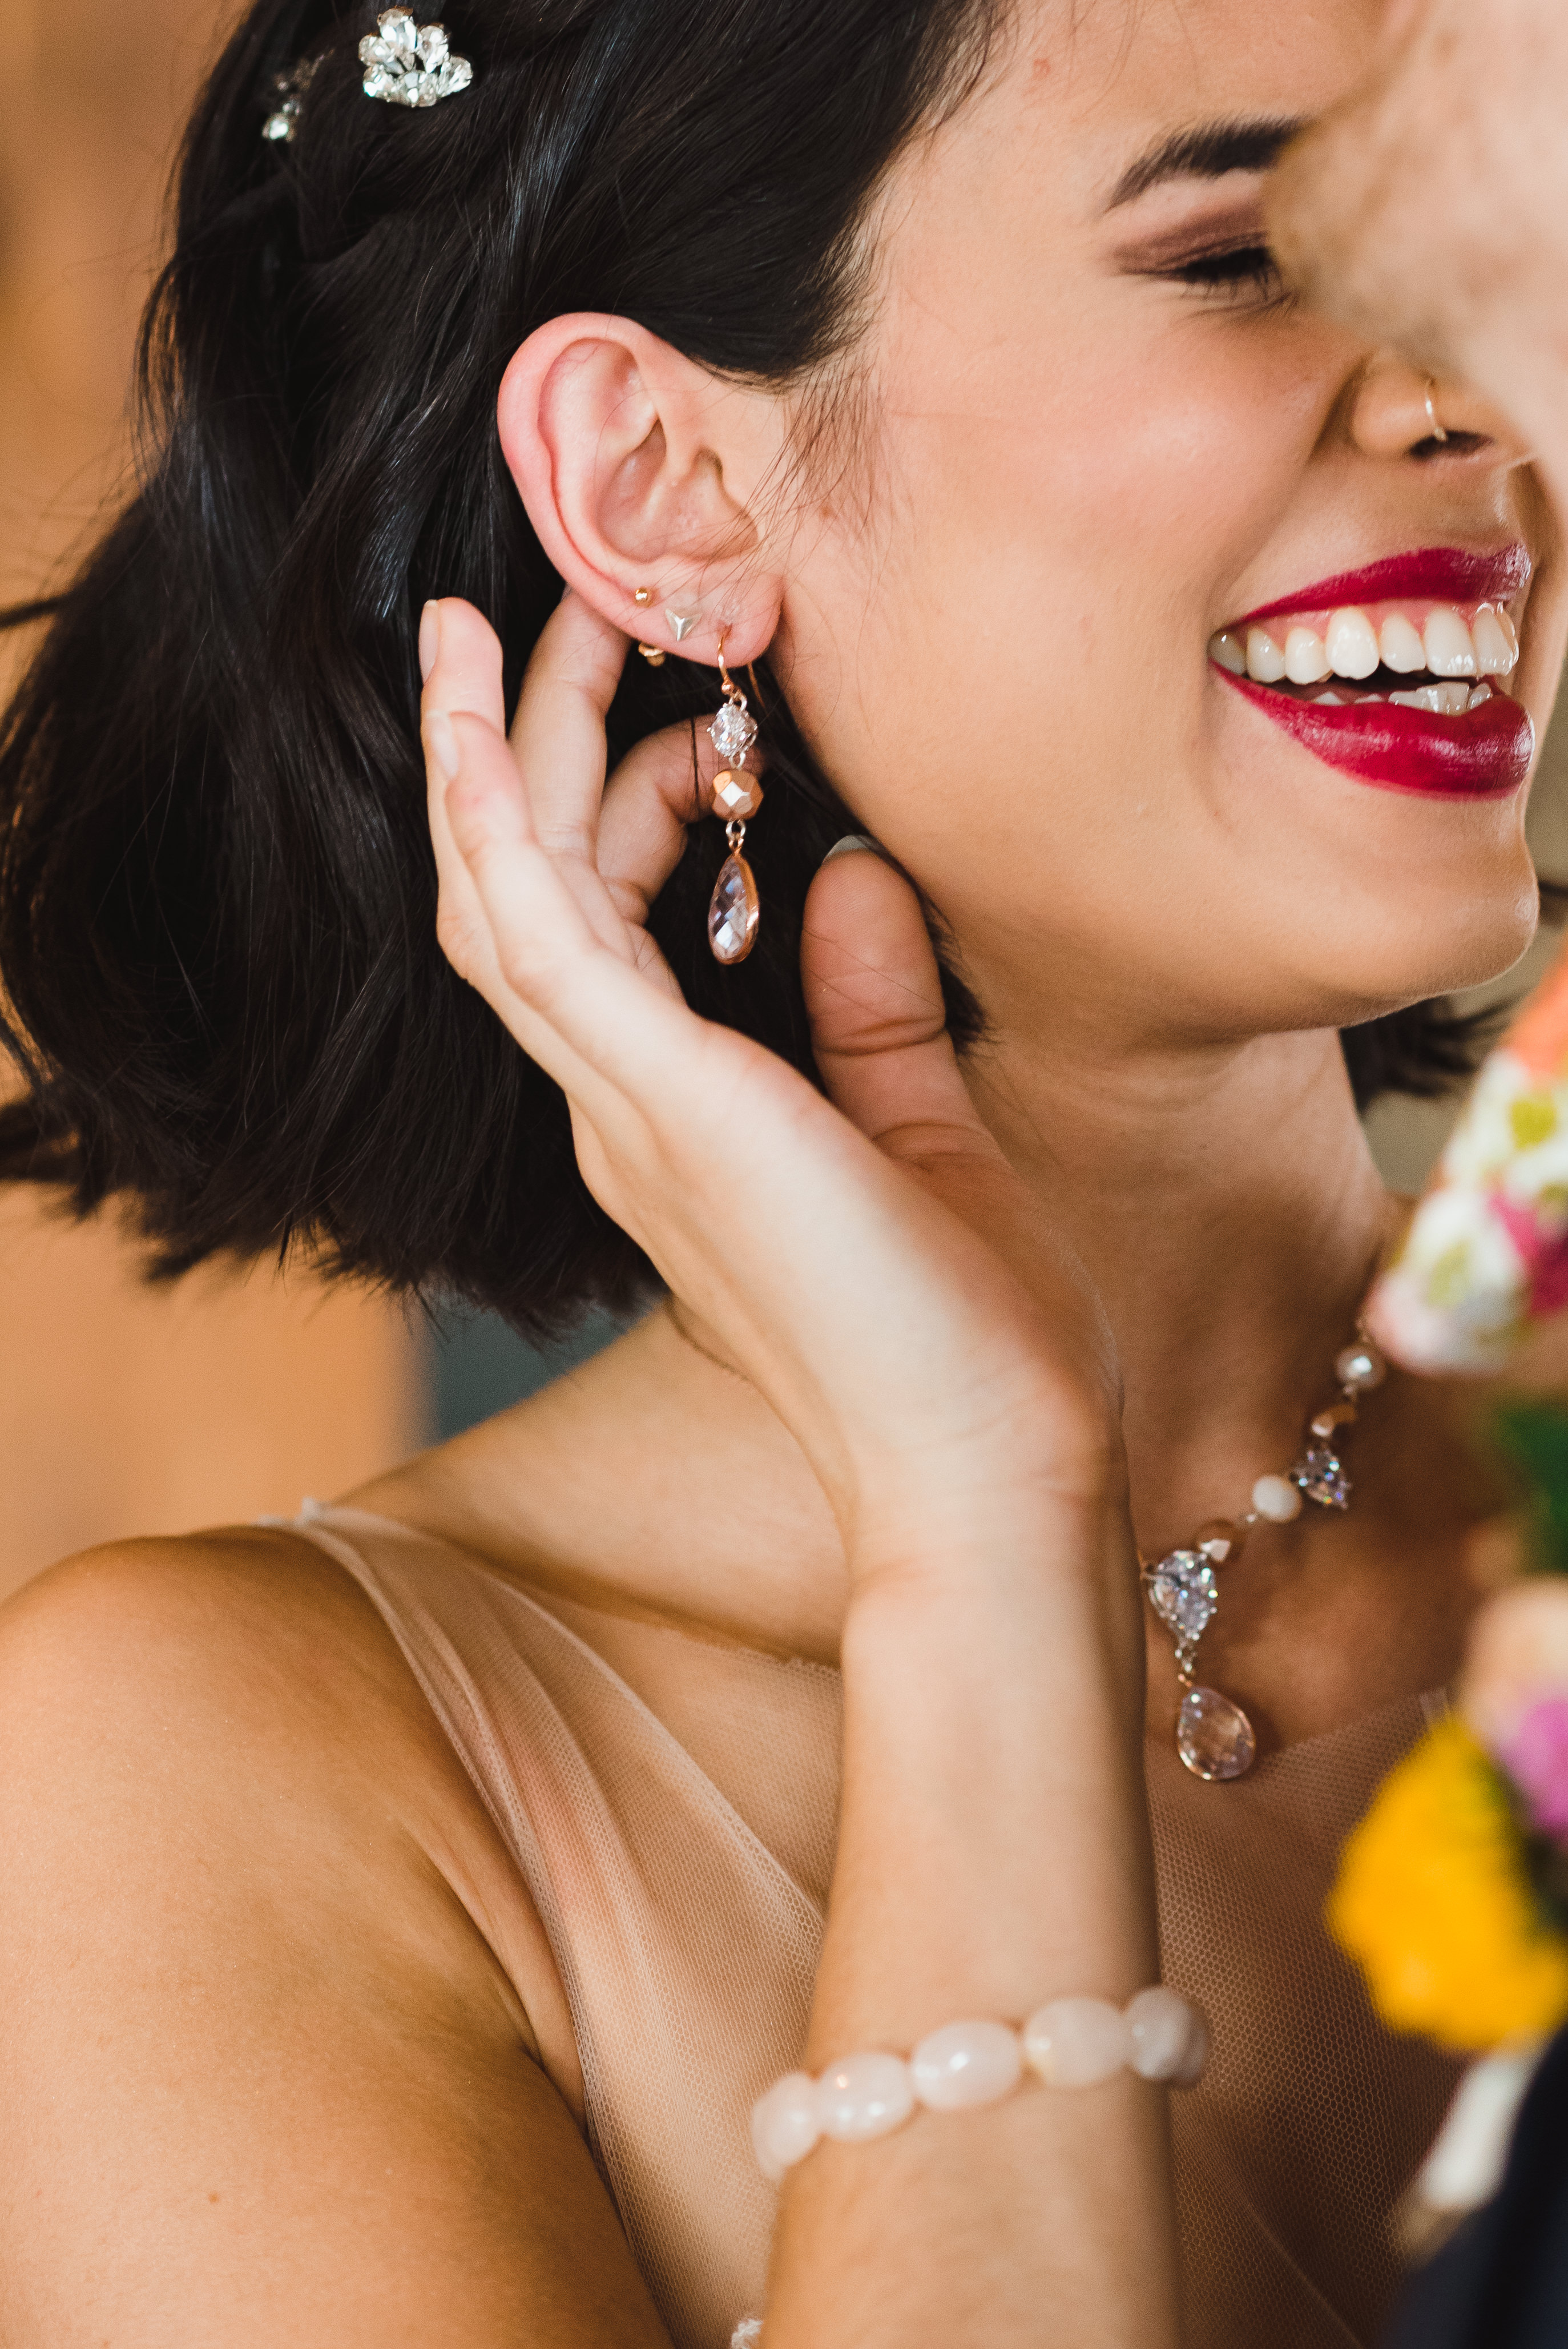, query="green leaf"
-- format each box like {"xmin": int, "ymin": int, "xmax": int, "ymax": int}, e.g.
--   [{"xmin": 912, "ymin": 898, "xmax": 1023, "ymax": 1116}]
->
[{"xmin": 1493, "ymin": 1401, "xmax": 1568, "ymax": 1577}]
